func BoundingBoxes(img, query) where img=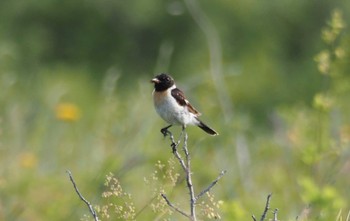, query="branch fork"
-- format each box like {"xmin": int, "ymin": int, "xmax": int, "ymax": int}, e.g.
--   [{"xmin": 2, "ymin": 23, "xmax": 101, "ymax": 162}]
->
[
  {"xmin": 161, "ymin": 128, "xmax": 225, "ymax": 221},
  {"xmin": 252, "ymin": 193, "xmax": 279, "ymax": 221}
]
